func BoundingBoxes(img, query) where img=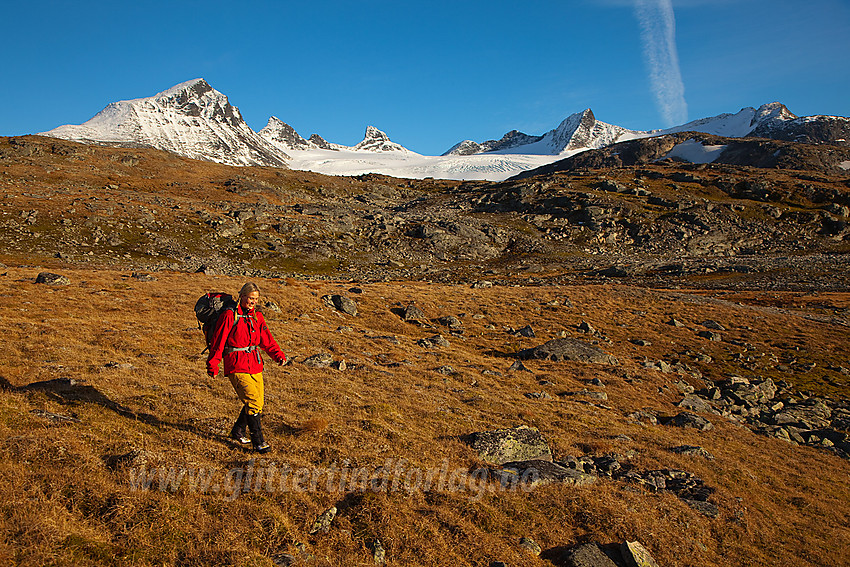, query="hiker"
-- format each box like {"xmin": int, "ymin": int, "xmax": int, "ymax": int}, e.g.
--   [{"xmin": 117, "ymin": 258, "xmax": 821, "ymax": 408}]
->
[{"xmin": 206, "ymin": 282, "xmax": 286, "ymax": 453}]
